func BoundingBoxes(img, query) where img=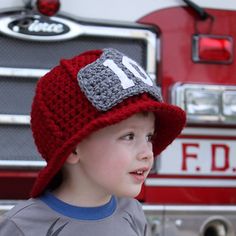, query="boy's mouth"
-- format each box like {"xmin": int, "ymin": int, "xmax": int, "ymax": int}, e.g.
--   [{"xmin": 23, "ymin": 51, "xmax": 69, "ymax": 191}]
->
[
  {"xmin": 132, "ymin": 170, "xmax": 145, "ymax": 175},
  {"xmin": 129, "ymin": 167, "xmax": 149, "ymax": 176},
  {"xmin": 129, "ymin": 168, "xmax": 149, "ymax": 183}
]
